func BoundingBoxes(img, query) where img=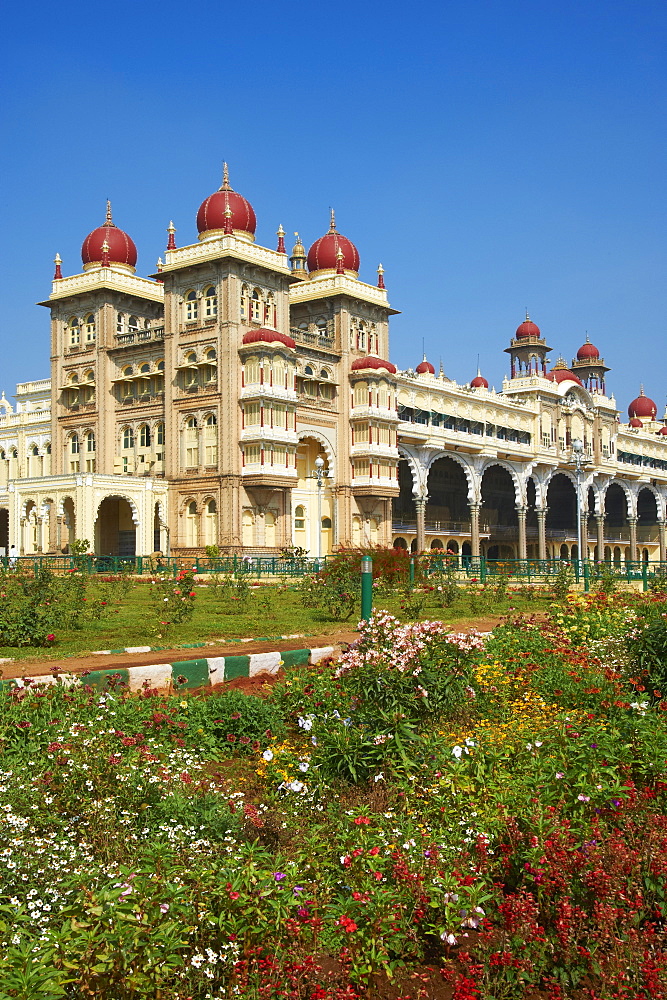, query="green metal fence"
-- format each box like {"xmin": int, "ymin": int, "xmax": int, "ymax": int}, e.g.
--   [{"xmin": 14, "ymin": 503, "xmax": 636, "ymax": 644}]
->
[{"xmin": 0, "ymin": 553, "xmax": 665, "ymax": 590}]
